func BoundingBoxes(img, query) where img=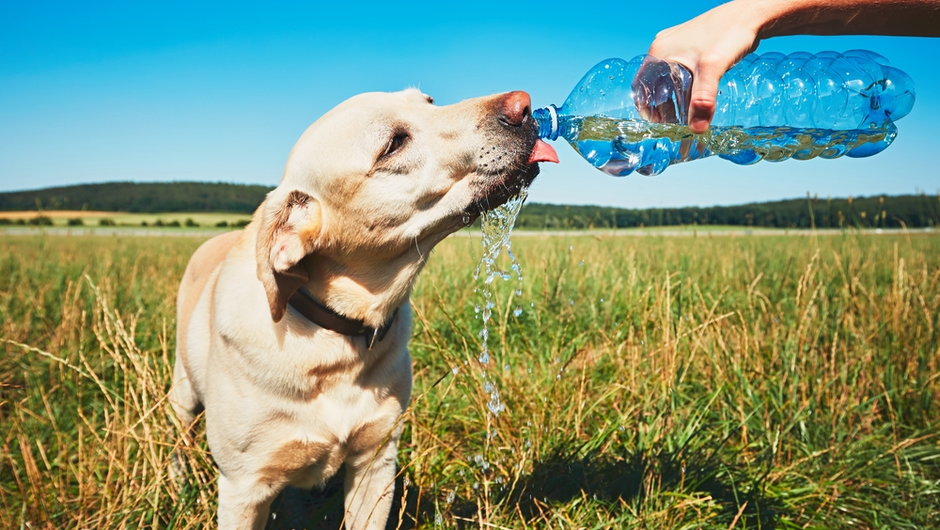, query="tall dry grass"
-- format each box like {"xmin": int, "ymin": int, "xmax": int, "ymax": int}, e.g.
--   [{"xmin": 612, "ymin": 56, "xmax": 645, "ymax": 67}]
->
[{"xmin": 1, "ymin": 231, "xmax": 938, "ymax": 528}]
